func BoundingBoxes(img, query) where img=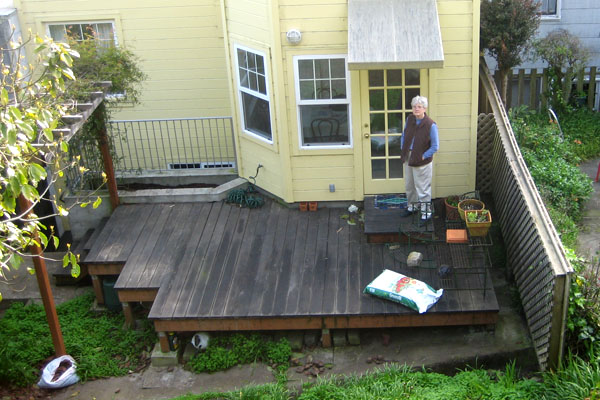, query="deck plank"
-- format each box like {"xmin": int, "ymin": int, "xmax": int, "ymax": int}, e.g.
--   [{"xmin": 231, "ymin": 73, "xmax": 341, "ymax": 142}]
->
[
  {"xmin": 210, "ymin": 207, "xmax": 250, "ymax": 317},
  {"xmin": 322, "ymin": 208, "xmax": 341, "ymax": 315},
  {"xmin": 270, "ymin": 209, "xmax": 301, "ymax": 316},
  {"xmin": 115, "ymin": 204, "xmax": 174, "ymax": 289},
  {"xmin": 296, "ymin": 211, "xmax": 321, "ymax": 315},
  {"xmin": 184, "ymin": 203, "xmax": 233, "ymax": 317},
  {"xmin": 308, "ymin": 208, "xmax": 331, "ymax": 315},
  {"xmin": 282, "ymin": 210, "xmax": 310, "ymax": 315},
  {"xmin": 223, "ymin": 202, "xmax": 274, "ymax": 317},
  {"xmin": 334, "ymin": 212, "xmax": 350, "ymax": 314},
  {"xmin": 345, "ymin": 223, "xmax": 362, "ymax": 314}
]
